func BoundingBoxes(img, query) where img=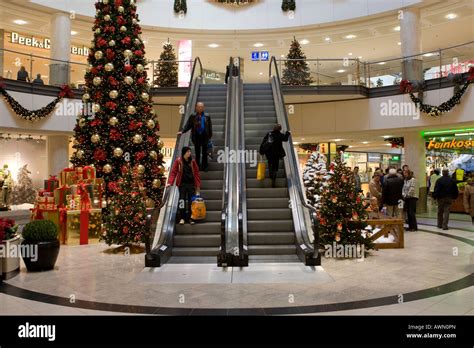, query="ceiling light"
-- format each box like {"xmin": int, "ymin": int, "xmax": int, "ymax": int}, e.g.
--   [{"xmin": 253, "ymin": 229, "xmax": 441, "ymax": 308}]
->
[
  {"xmin": 300, "ymin": 39, "xmax": 310, "ymax": 45},
  {"xmin": 344, "ymin": 34, "xmax": 356, "ymax": 39},
  {"xmin": 358, "ymin": 56, "xmax": 363, "ymax": 59},
  {"xmin": 382, "ymin": 135, "xmax": 392, "ymax": 138},
  {"xmin": 348, "ymin": 52, "xmax": 353, "ymax": 56},
  {"xmin": 378, "ymin": 62, "xmax": 386, "ymax": 65},
  {"xmin": 333, "ymin": 139, "xmax": 343, "ymax": 142},
  {"xmin": 349, "ymin": 145, "xmax": 353, "ymax": 148},
  {"xmin": 13, "ymin": 19, "xmax": 27, "ymax": 25},
  {"xmin": 293, "ymin": 142, "xmax": 299, "ymax": 145},
  {"xmin": 301, "ymin": 138, "xmax": 305, "ymax": 141},
  {"xmin": 385, "ymin": 143, "xmax": 391, "ymax": 146},
  {"xmin": 71, "ymin": 31, "xmax": 78, "ymax": 36},
  {"xmin": 280, "ymin": 54, "xmax": 285, "ymax": 58},
  {"xmin": 253, "ymin": 43, "xmax": 264, "ymax": 47},
  {"xmin": 336, "ymin": 69, "xmax": 346, "ymax": 73},
  {"xmin": 445, "ymin": 13, "xmax": 458, "ymax": 20},
  {"xmin": 397, "ymin": 42, "xmax": 401, "ymax": 46},
  {"xmin": 423, "ymin": 52, "xmax": 436, "ymax": 57},
  {"xmin": 259, "ymin": 72, "xmax": 263, "ymax": 75},
  {"xmin": 208, "ymin": 43, "xmax": 219, "ymax": 48},
  {"xmin": 324, "ymin": 37, "xmax": 331, "ymax": 42},
  {"xmin": 362, "ymin": 141, "xmax": 369, "ymax": 144},
  {"xmin": 393, "ymin": 26, "xmax": 400, "ymax": 31}
]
